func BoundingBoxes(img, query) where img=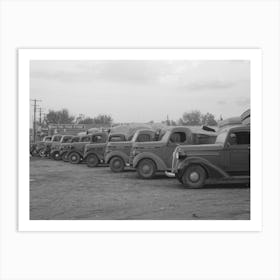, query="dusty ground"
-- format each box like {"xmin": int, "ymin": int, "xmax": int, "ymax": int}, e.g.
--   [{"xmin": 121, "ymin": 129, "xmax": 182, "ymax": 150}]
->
[{"xmin": 30, "ymin": 158, "xmax": 250, "ymax": 220}]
